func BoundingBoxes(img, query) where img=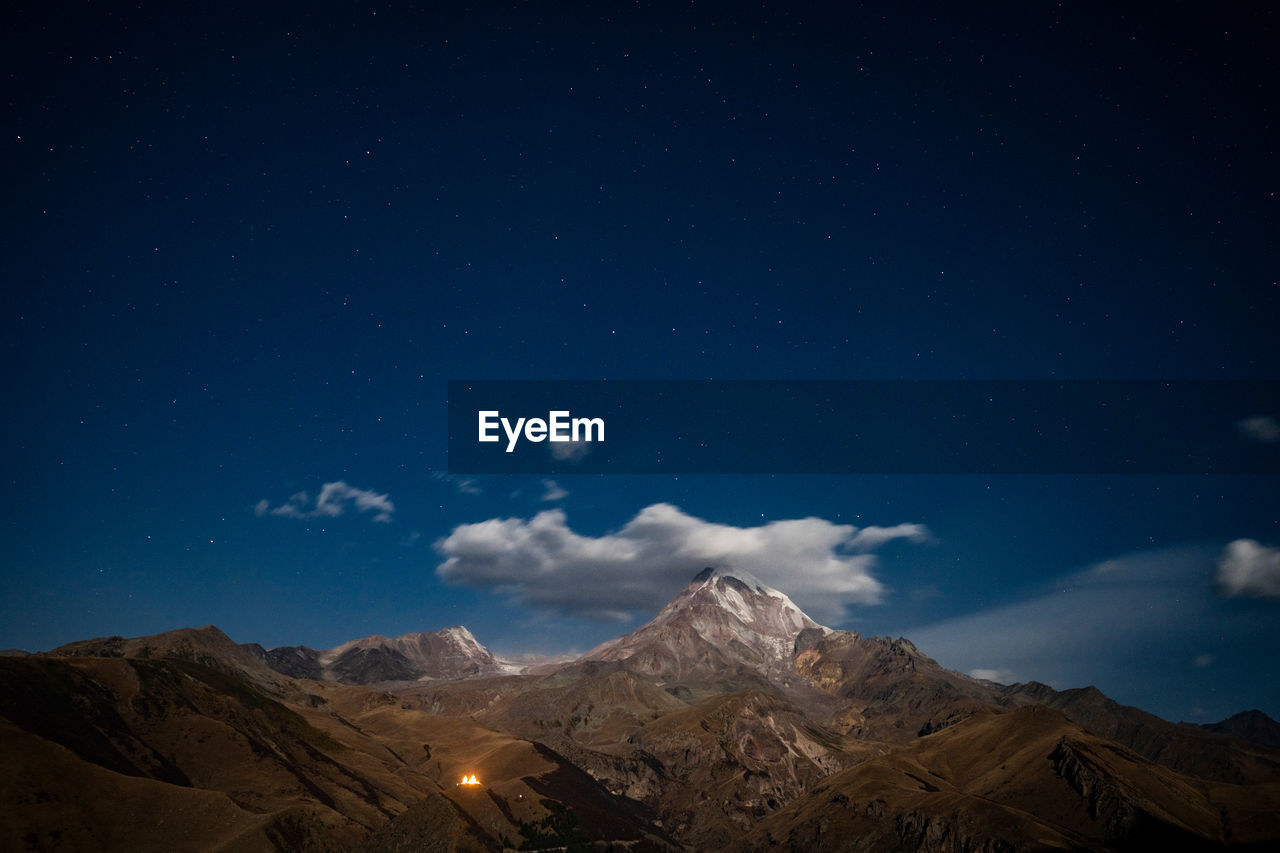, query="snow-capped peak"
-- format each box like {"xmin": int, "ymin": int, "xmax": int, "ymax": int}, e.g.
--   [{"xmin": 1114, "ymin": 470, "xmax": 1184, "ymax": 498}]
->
[
  {"xmin": 582, "ymin": 568, "xmax": 827, "ymax": 677},
  {"xmin": 674, "ymin": 567, "xmax": 824, "ymax": 635},
  {"xmin": 440, "ymin": 625, "xmax": 487, "ymax": 657},
  {"xmin": 691, "ymin": 566, "xmax": 776, "ymax": 596},
  {"xmin": 441, "ymin": 625, "xmax": 475, "ymax": 642}
]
